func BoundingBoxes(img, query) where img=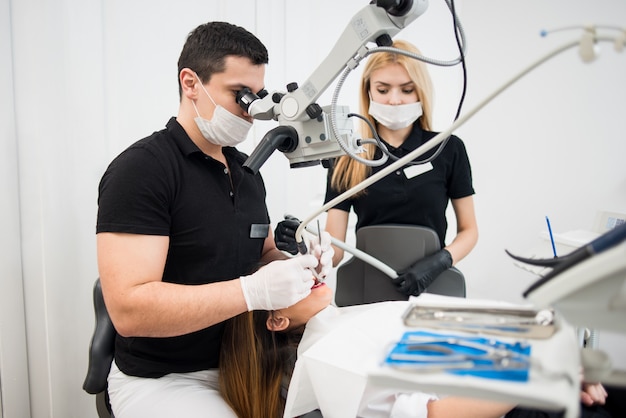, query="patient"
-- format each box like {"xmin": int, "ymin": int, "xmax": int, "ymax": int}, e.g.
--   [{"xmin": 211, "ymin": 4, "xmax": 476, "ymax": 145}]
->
[{"xmin": 219, "ymin": 279, "xmax": 514, "ymax": 418}]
